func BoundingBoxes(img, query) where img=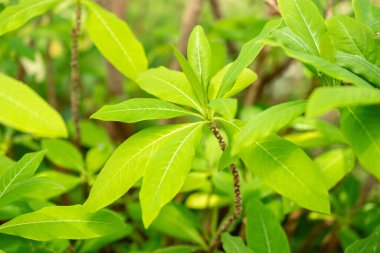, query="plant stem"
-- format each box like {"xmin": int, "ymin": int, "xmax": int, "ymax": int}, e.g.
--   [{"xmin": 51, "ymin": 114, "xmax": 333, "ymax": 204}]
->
[
  {"xmin": 208, "ymin": 122, "xmax": 243, "ymax": 251},
  {"xmin": 71, "ymin": 0, "xmax": 82, "ymax": 147}
]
